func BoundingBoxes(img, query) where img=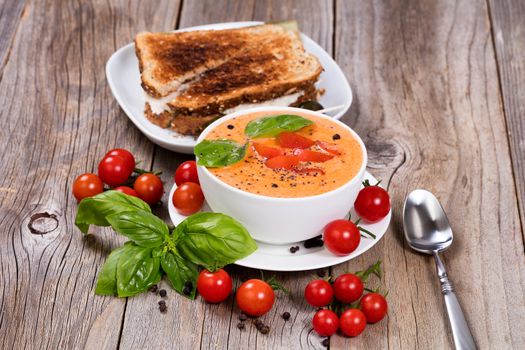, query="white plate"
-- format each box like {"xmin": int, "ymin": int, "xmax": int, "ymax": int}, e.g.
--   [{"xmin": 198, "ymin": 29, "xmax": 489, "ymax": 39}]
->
[
  {"xmin": 106, "ymin": 21, "xmax": 353, "ymax": 154},
  {"xmin": 168, "ymin": 171, "xmax": 390, "ymax": 271}
]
